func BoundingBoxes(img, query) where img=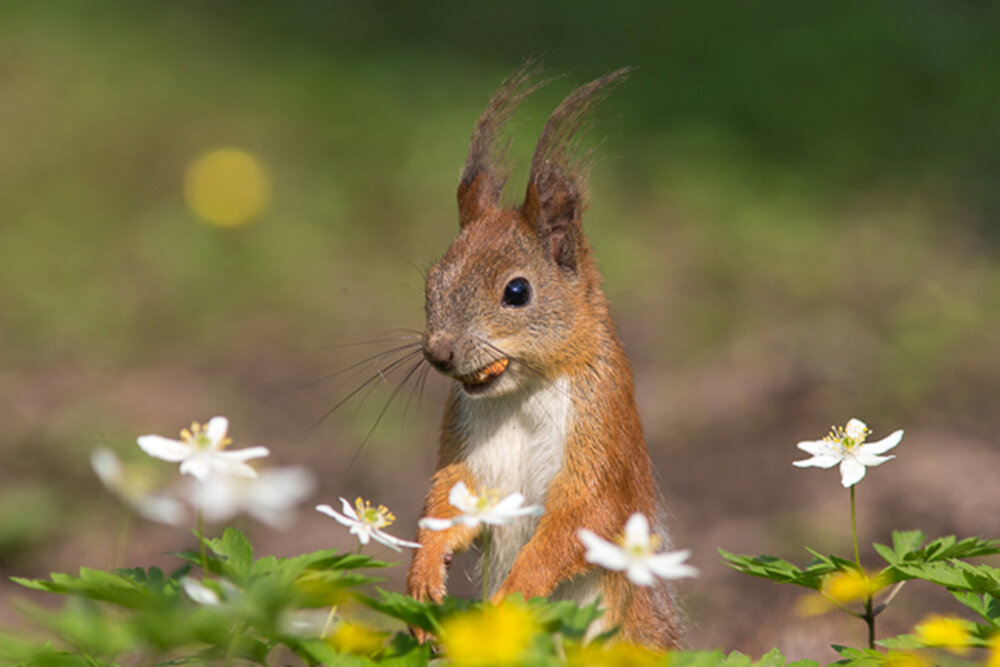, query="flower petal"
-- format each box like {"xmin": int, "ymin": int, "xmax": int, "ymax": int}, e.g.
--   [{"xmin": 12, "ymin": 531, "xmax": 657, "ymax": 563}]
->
[
  {"xmin": 578, "ymin": 529, "xmax": 629, "ymax": 571},
  {"xmin": 207, "ymin": 457, "xmax": 259, "ymax": 479},
  {"xmin": 91, "ymin": 448, "xmax": 123, "ymax": 486},
  {"xmin": 448, "ymin": 482, "xmax": 474, "ymax": 512},
  {"xmin": 845, "ymin": 419, "xmax": 868, "ymax": 442},
  {"xmin": 647, "ymin": 550, "xmax": 699, "ymax": 580},
  {"xmin": 217, "ymin": 446, "xmax": 270, "ymax": 462},
  {"xmin": 135, "ymin": 494, "xmax": 187, "ymax": 526},
  {"xmin": 861, "ymin": 430, "xmax": 903, "ymax": 455},
  {"xmin": 492, "ymin": 492, "xmax": 527, "ymax": 513},
  {"xmin": 623, "ymin": 513, "xmax": 651, "ymax": 550},
  {"xmin": 796, "ymin": 439, "xmax": 840, "ymax": 457},
  {"xmin": 180, "ymin": 456, "xmax": 212, "ymax": 480},
  {"xmin": 625, "ymin": 562, "xmax": 656, "ymax": 587},
  {"xmin": 317, "ymin": 504, "xmax": 356, "ymax": 527},
  {"xmin": 839, "ymin": 458, "xmax": 867, "ymax": 487},
  {"xmin": 372, "ymin": 530, "xmax": 422, "ymax": 552},
  {"xmin": 205, "ymin": 416, "xmax": 230, "ymax": 447},
  {"xmin": 418, "ymin": 517, "xmax": 454, "ymax": 531},
  {"xmin": 137, "ymin": 435, "xmax": 191, "ymax": 462},
  {"xmin": 182, "ymin": 577, "xmax": 221, "ymax": 606},
  {"xmin": 855, "ymin": 452, "xmax": 895, "ymax": 468},
  {"xmin": 793, "ymin": 453, "xmax": 842, "ymax": 469},
  {"xmin": 338, "ymin": 497, "xmax": 360, "ymax": 521},
  {"xmin": 351, "ymin": 524, "xmax": 372, "ymax": 544}
]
